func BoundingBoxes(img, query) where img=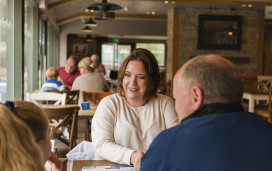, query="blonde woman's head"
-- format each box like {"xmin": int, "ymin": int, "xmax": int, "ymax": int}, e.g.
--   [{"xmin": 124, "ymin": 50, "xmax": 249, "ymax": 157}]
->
[
  {"xmin": 78, "ymin": 57, "xmax": 95, "ymax": 74},
  {"xmin": 0, "ymin": 103, "xmax": 44, "ymax": 171},
  {"xmin": 91, "ymin": 54, "xmax": 99, "ymax": 64},
  {"xmin": 12, "ymin": 100, "xmax": 51, "ymax": 163}
]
